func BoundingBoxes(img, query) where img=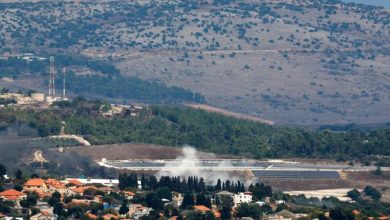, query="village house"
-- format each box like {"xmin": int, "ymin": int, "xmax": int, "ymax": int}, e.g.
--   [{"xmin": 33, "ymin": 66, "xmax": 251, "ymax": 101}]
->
[
  {"xmin": 128, "ymin": 204, "xmax": 152, "ymax": 220},
  {"xmin": 263, "ymin": 210, "xmax": 308, "ymax": 220},
  {"xmin": 123, "ymin": 191, "xmax": 136, "ymax": 200},
  {"xmin": 215, "ymin": 191, "xmax": 235, "ymax": 205},
  {"xmin": 45, "ymin": 179, "xmax": 68, "ymax": 195},
  {"xmin": 172, "ymin": 193, "xmax": 183, "ymax": 208},
  {"xmin": 193, "ymin": 205, "xmax": 221, "ymax": 218},
  {"xmin": 34, "ymin": 201, "xmax": 53, "ymax": 214},
  {"xmin": 65, "ymin": 179, "xmax": 84, "ymax": 187},
  {"xmin": 68, "ymin": 187, "xmax": 85, "ymax": 196},
  {"xmin": 0, "ymin": 189, "xmax": 26, "ymax": 206},
  {"xmin": 233, "ymin": 192, "xmax": 253, "ymax": 206},
  {"xmin": 30, "ymin": 212, "xmax": 57, "ymax": 220},
  {"xmin": 23, "ymin": 179, "xmax": 48, "ymax": 193}
]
